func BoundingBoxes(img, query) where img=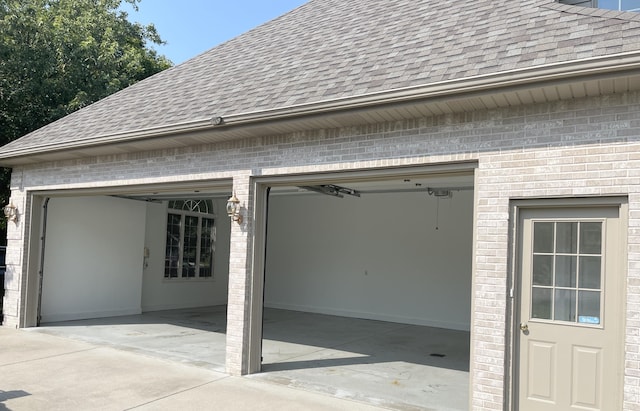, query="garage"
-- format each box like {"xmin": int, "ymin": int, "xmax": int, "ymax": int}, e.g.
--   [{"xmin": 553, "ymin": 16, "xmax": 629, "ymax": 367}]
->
[
  {"xmin": 27, "ymin": 183, "xmax": 233, "ymax": 370},
  {"xmin": 22, "ymin": 167, "xmax": 474, "ymax": 408},
  {"xmin": 27, "ymin": 168, "xmax": 474, "ymax": 409},
  {"xmin": 256, "ymin": 170, "xmax": 474, "ymax": 409}
]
